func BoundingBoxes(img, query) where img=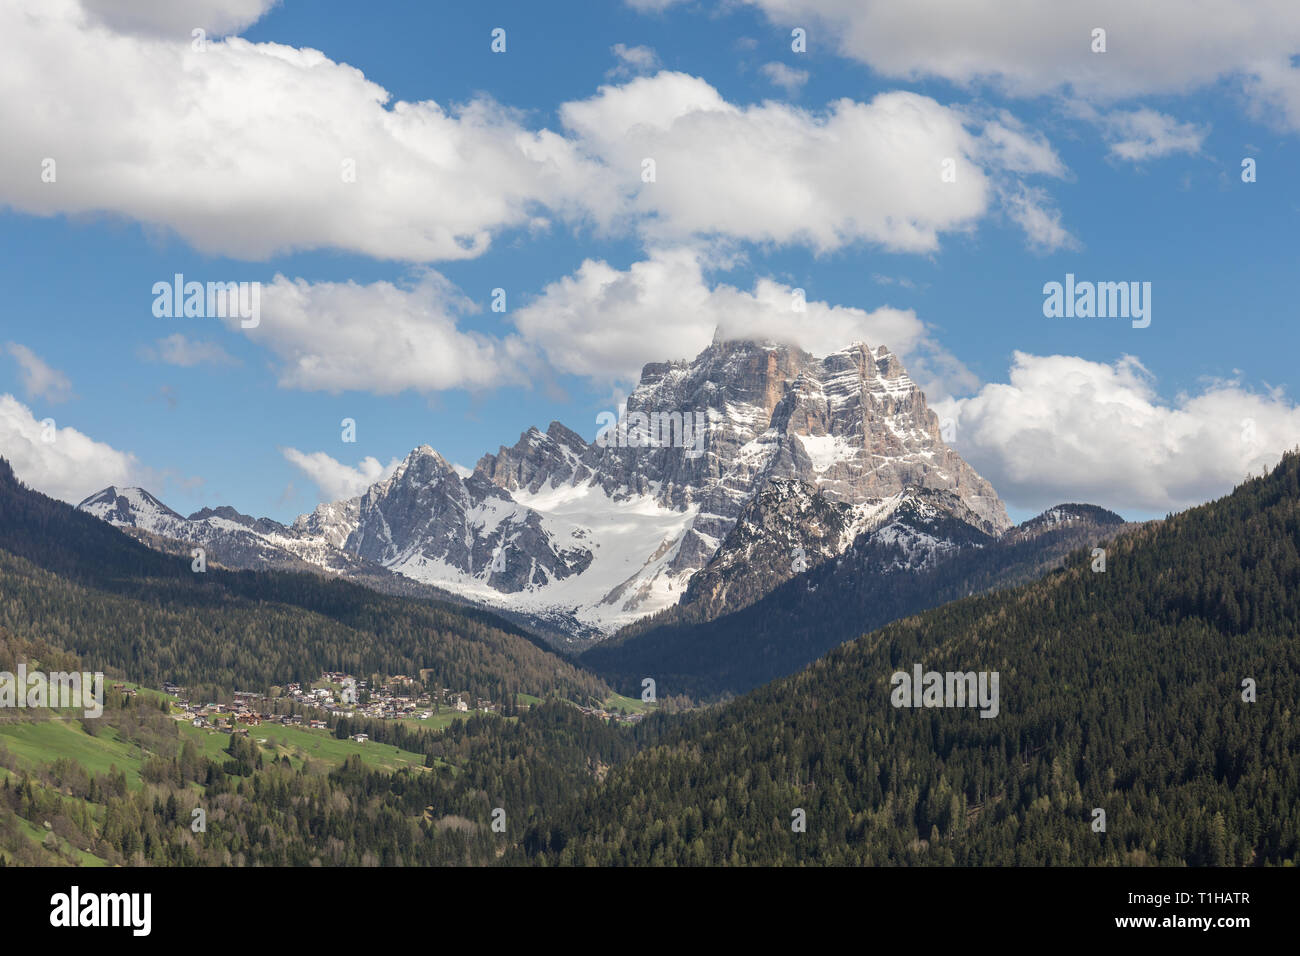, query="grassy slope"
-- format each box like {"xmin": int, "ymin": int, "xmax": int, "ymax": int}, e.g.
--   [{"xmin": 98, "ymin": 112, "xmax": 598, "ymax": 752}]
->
[{"xmin": 0, "ymin": 720, "xmax": 146, "ymax": 788}]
